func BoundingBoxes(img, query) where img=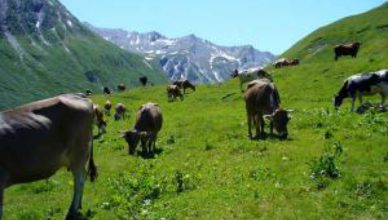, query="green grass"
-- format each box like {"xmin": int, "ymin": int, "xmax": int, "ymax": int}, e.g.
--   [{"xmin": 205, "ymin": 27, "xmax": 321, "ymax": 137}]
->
[
  {"xmin": 3, "ymin": 80, "xmax": 387, "ymax": 219},
  {"xmin": 3, "ymin": 2, "xmax": 388, "ymax": 220}
]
